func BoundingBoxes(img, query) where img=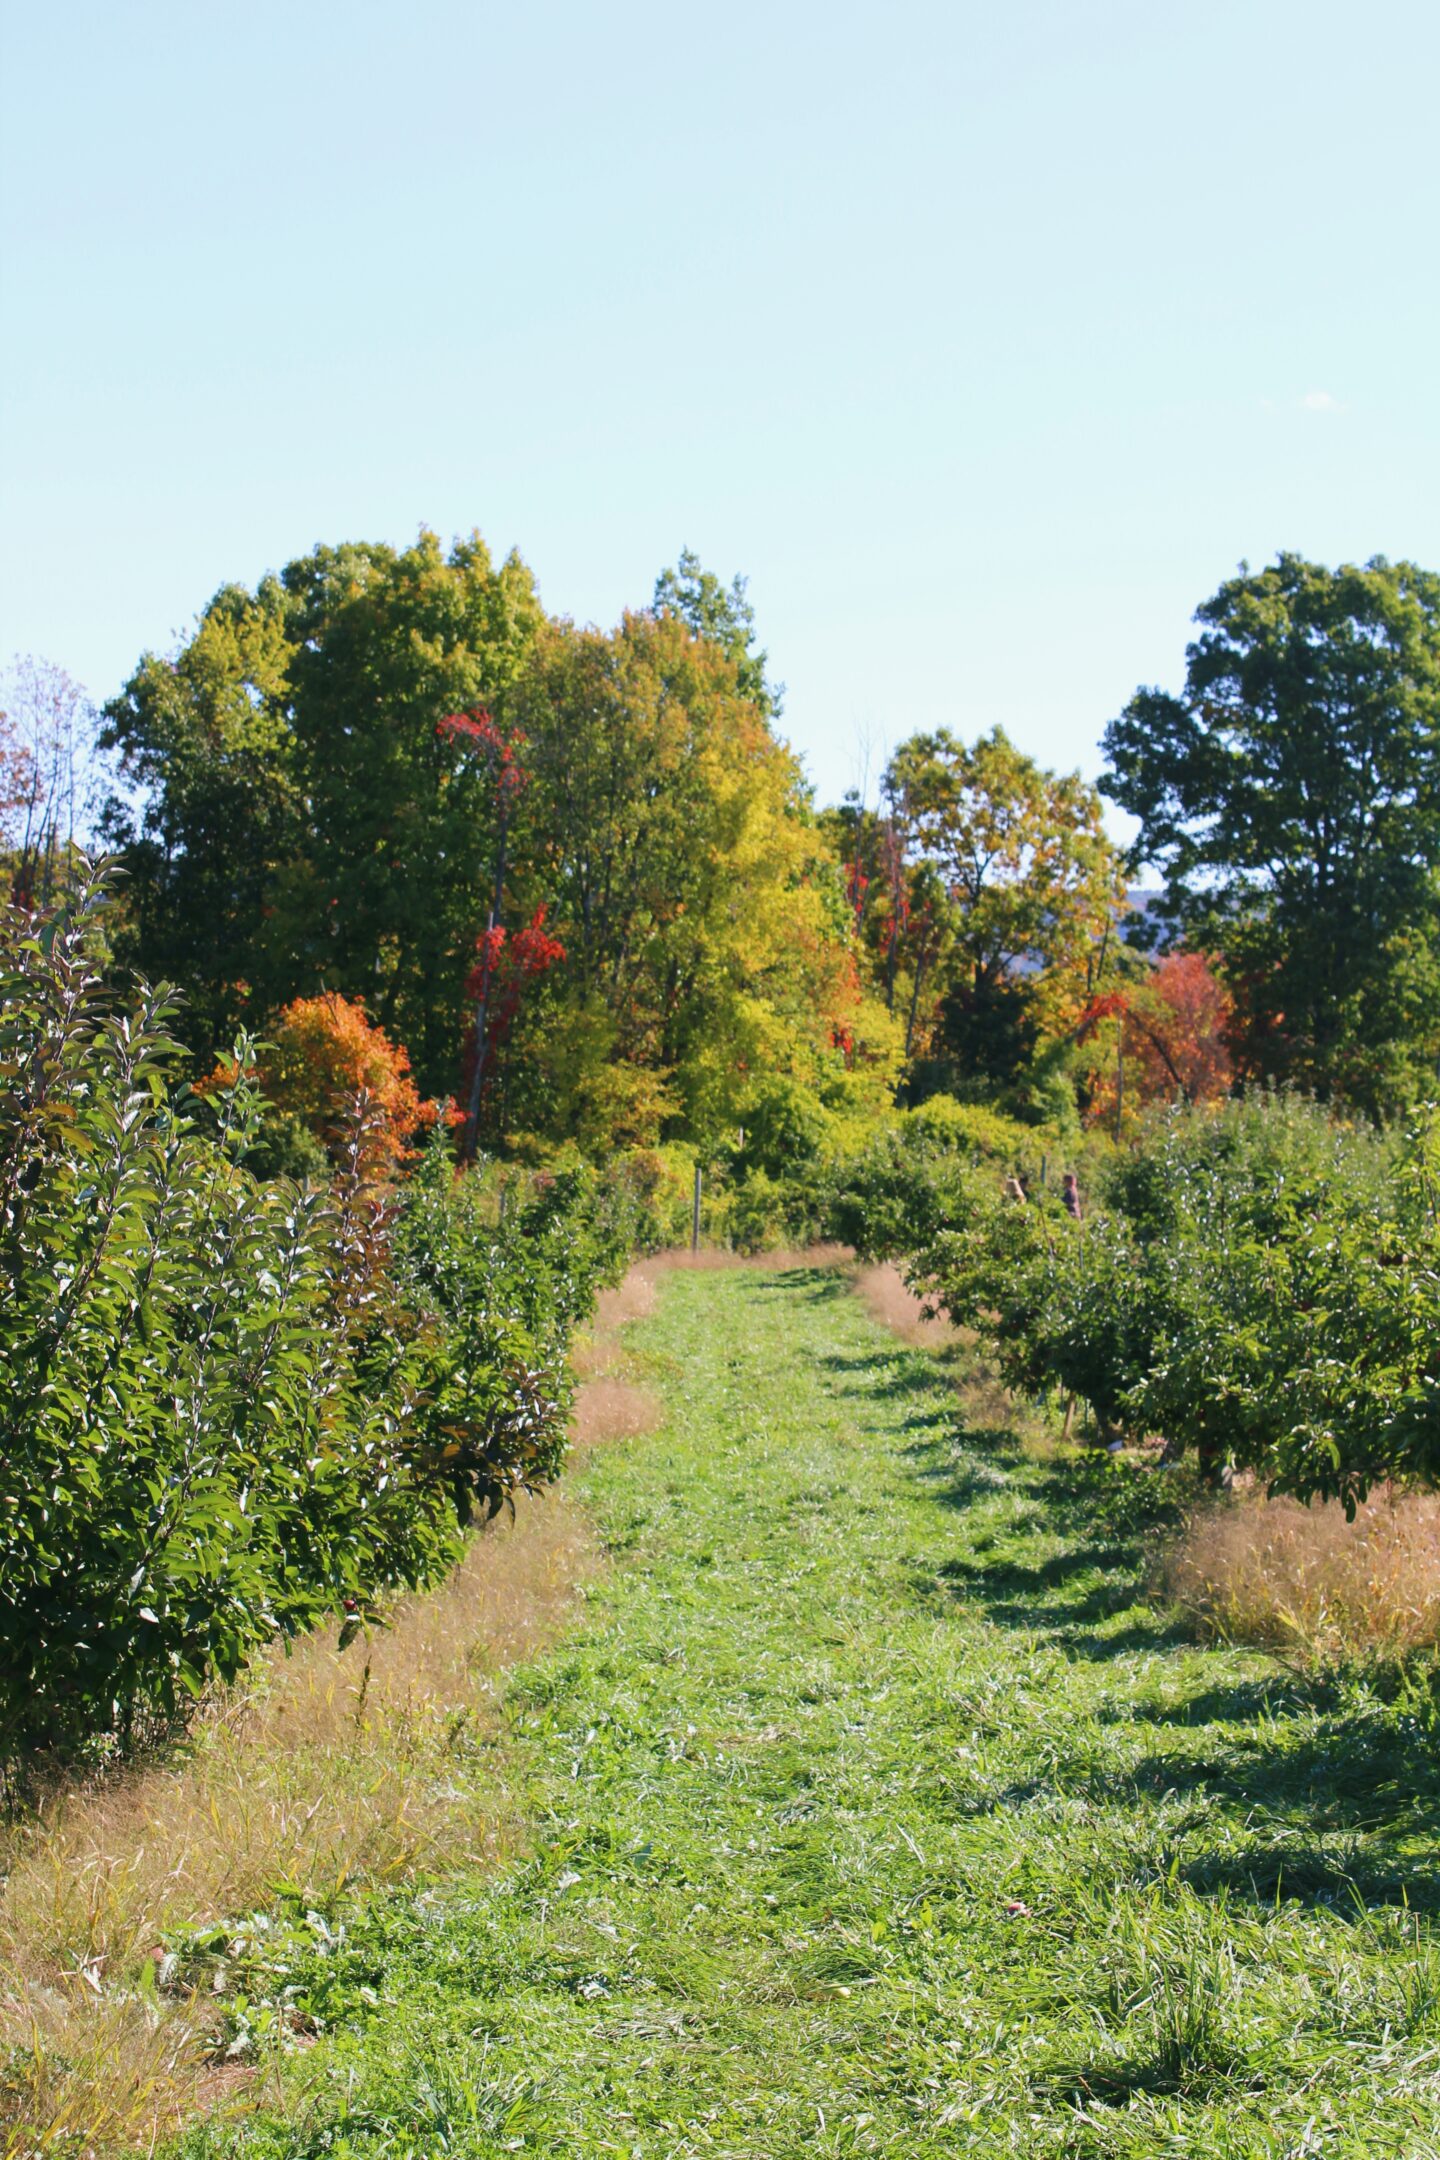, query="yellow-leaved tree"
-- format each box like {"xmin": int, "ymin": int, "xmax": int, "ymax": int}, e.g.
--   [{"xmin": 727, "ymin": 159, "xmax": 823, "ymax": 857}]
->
[{"xmin": 498, "ymin": 609, "xmax": 898, "ymax": 1154}]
